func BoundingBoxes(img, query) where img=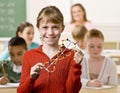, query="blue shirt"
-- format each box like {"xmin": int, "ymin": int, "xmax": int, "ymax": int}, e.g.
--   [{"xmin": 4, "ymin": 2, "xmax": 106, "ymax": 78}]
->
[{"xmin": 0, "ymin": 42, "xmax": 39, "ymax": 61}]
